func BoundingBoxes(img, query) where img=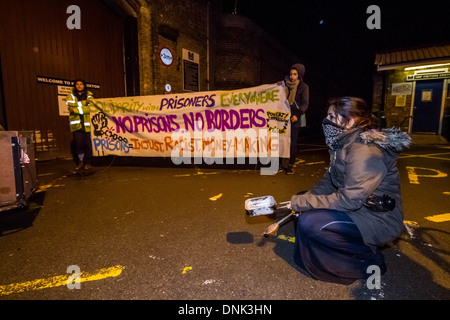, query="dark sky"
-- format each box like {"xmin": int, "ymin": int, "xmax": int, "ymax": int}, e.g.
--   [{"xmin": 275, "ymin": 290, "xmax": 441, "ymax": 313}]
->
[{"xmin": 221, "ymin": 0, "xmax": 449, "ymax": 102}]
